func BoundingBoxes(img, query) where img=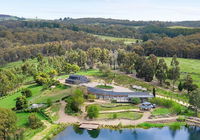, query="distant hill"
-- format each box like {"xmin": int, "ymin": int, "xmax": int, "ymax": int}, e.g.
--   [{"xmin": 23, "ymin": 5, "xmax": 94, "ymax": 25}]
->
[
  {"xmin": 62, "ymin": 17, "xmax": 200, "ymax": 27},
  {"xmin": 0, "ymin": 14, "xmax": 23, "ymax": 21}
]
